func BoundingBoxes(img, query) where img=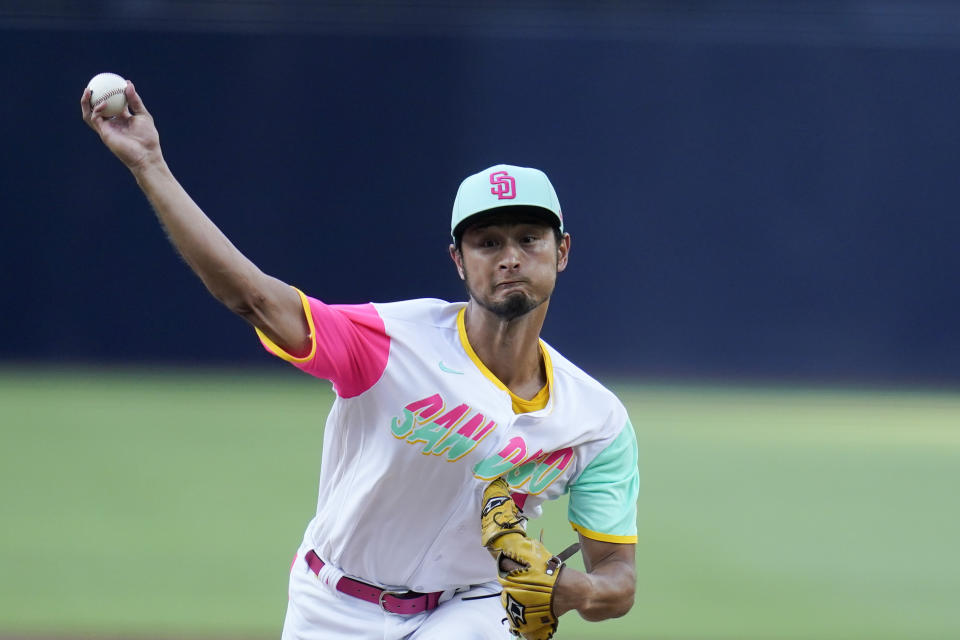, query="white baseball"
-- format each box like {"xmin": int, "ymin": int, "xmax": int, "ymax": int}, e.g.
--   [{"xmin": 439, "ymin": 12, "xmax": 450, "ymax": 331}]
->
[{"xmin": 87, "ymin": 72, "xmax": 128, "ymax": 117}]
